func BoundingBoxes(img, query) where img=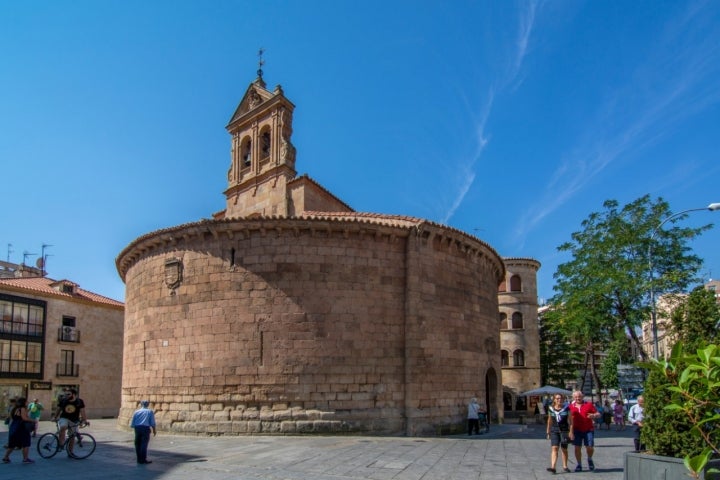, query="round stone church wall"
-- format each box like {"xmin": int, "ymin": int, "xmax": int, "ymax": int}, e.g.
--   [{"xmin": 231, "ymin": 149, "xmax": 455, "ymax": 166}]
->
[{"xmin": 116, "ymin": 216, "xmax": 504, "ymax": 435}]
